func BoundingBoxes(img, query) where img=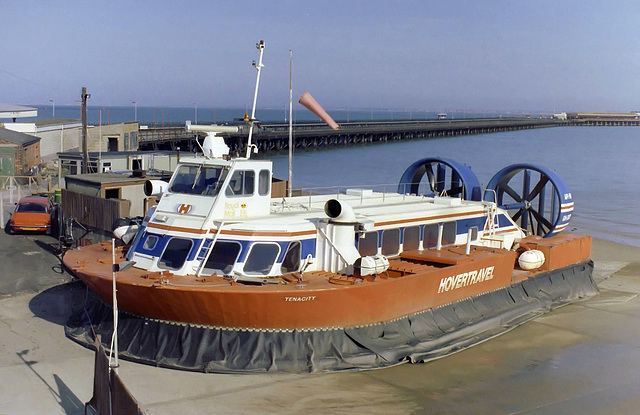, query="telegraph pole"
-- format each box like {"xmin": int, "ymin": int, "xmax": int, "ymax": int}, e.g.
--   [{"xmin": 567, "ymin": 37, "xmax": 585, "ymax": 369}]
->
[{"xmin": 81, "ymin": 87, "xmax": 91, "ymax": 174}]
